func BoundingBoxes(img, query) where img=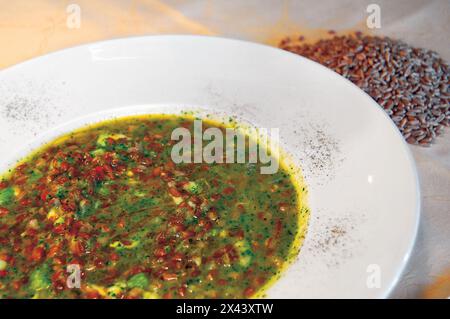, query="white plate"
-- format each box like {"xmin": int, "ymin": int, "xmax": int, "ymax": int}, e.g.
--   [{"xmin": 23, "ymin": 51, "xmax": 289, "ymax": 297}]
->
[{"xmin": 0, "ymin": 36, "xmax": 419, "ymax": 298}]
